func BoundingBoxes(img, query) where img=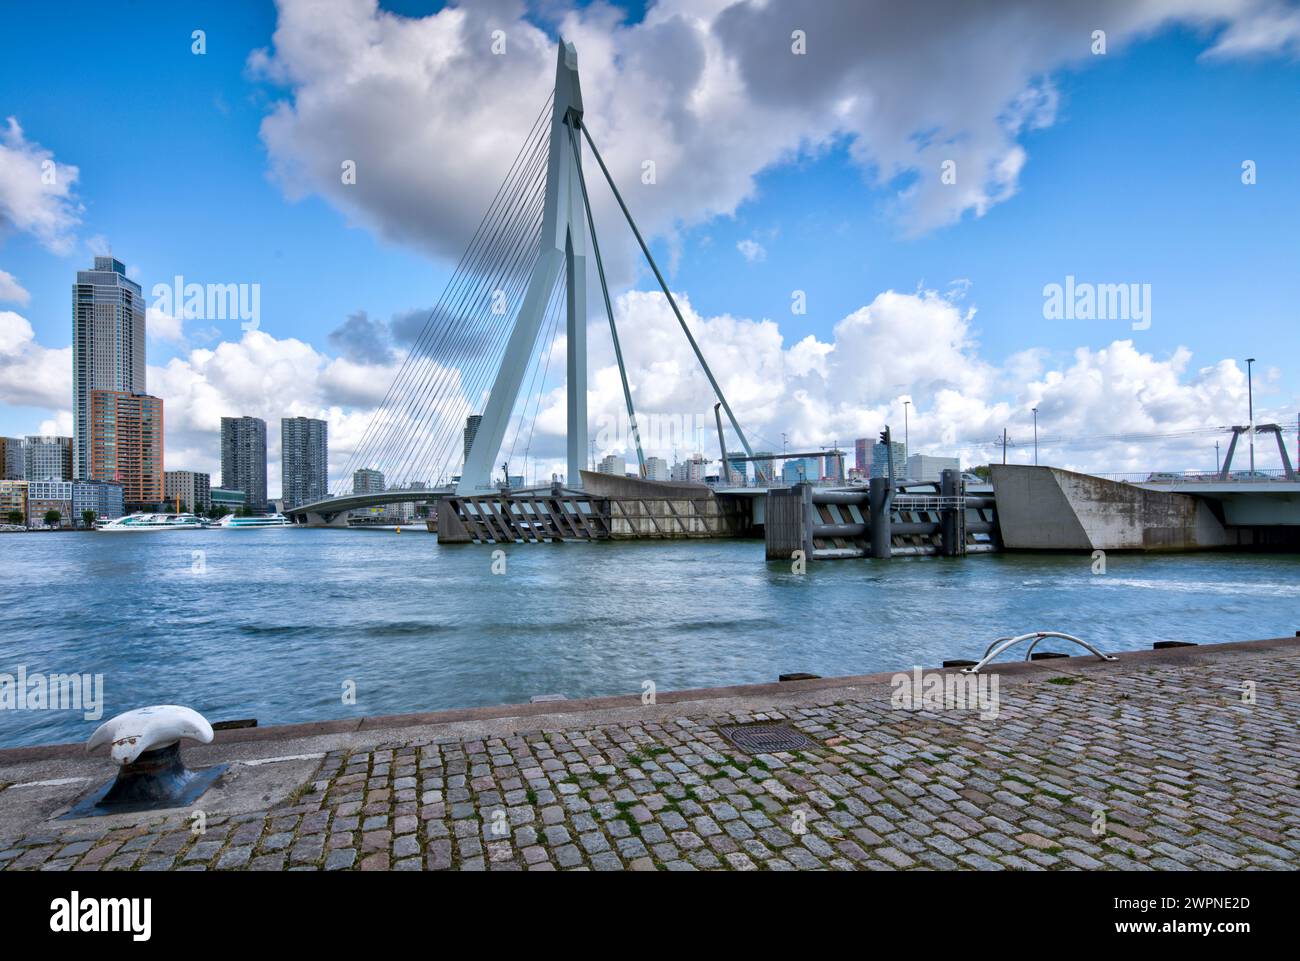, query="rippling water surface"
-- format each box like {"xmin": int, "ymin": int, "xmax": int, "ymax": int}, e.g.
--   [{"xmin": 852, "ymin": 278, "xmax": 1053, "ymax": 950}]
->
[{"xmin": 1, "ymin": 529, "xmax": 1296, "ymax": 746}]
